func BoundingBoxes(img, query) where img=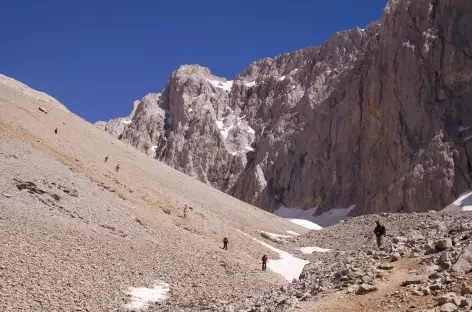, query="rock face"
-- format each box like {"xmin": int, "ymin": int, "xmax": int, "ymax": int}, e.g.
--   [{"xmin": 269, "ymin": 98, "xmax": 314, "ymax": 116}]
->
[{"xmin": 96, "ymin": 0, "xmax": 472, "ymax": 218}]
